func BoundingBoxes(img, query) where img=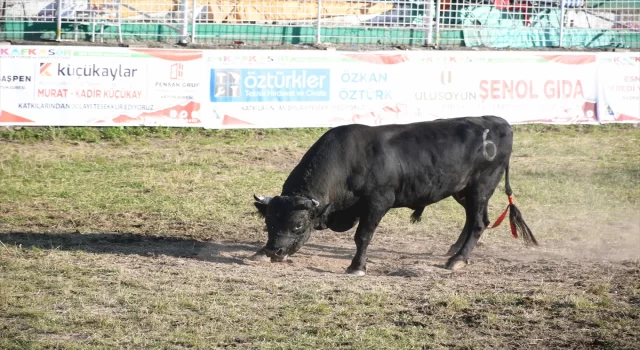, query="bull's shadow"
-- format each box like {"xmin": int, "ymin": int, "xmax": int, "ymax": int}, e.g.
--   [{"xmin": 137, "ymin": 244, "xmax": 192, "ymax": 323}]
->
[
  {"xmin": 1, "ymin": 232, "xmax": 462, "ymax": 271},
  {"xmin": 302, "ymin": 243, "xmax": 438, "ymax": 260},
  {"xmin": 0, "ymin": 231, "xmax": 262, "ymax": 265}
]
